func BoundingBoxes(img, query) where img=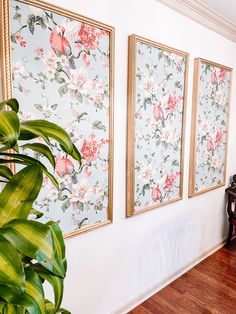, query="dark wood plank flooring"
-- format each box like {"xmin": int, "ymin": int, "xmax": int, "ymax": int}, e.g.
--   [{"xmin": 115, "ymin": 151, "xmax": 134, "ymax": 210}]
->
[{"xmin": 130, "ymin": 239, "xmax": 236, "ymax": 314}]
